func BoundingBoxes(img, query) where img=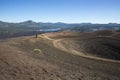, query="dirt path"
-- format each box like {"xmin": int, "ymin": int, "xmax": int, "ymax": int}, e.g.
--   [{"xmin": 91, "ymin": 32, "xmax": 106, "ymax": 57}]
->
[
  {"xmin": 0, "ymin": 34, "xmax": 120, "ymax": 80},
  {"xmin": 40, "ymin": 34, "xmax": 120, "ymax": 63},
  {"xmin": 38, "ymin": 34, "xmax": 120, "ymax": 80}
]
